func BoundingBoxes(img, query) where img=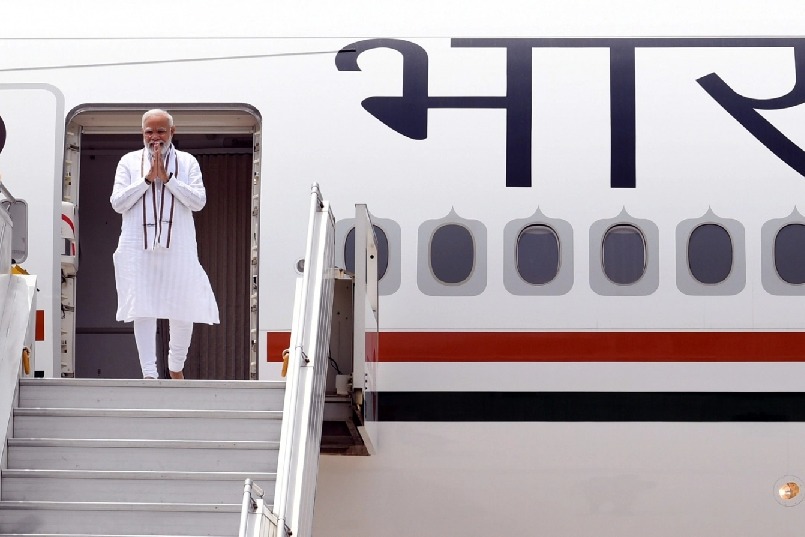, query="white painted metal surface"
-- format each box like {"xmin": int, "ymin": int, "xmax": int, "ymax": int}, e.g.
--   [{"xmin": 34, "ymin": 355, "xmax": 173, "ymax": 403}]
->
[
  {"xmin": 12, "ymin": 408, "xmax": 282, "ymax": 441},
  {"xmin": 241, "ymin": 479, "xmax": 281, "ymax": 537},
  {"xmin": 0, "ymin": 86, "xmax": 62, "ymax": 379},
  {"xmin": 272, "ymin": 184, "xmax": 336, "ymax": 537},
  {"xmin": 2, "ymin": 3, "xmax": 805, "ymax": 536},
  {"xmin": 18, "ymin": 378, "xmax": 286, "ymax": 410},
  {"xmin": 0, "ymin": 379, "xmax": 284, "ymax": 536},
  {"xmin": 0, "ymin": 198, "xmax": 37, "ymax": 491},
  {"xmin": 352, "ymin": 205, "xmax": 379, "ymax": 452},
  {"xmin": 3, "ymin": 469, "xmax": 275, "ymax": 504}
]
